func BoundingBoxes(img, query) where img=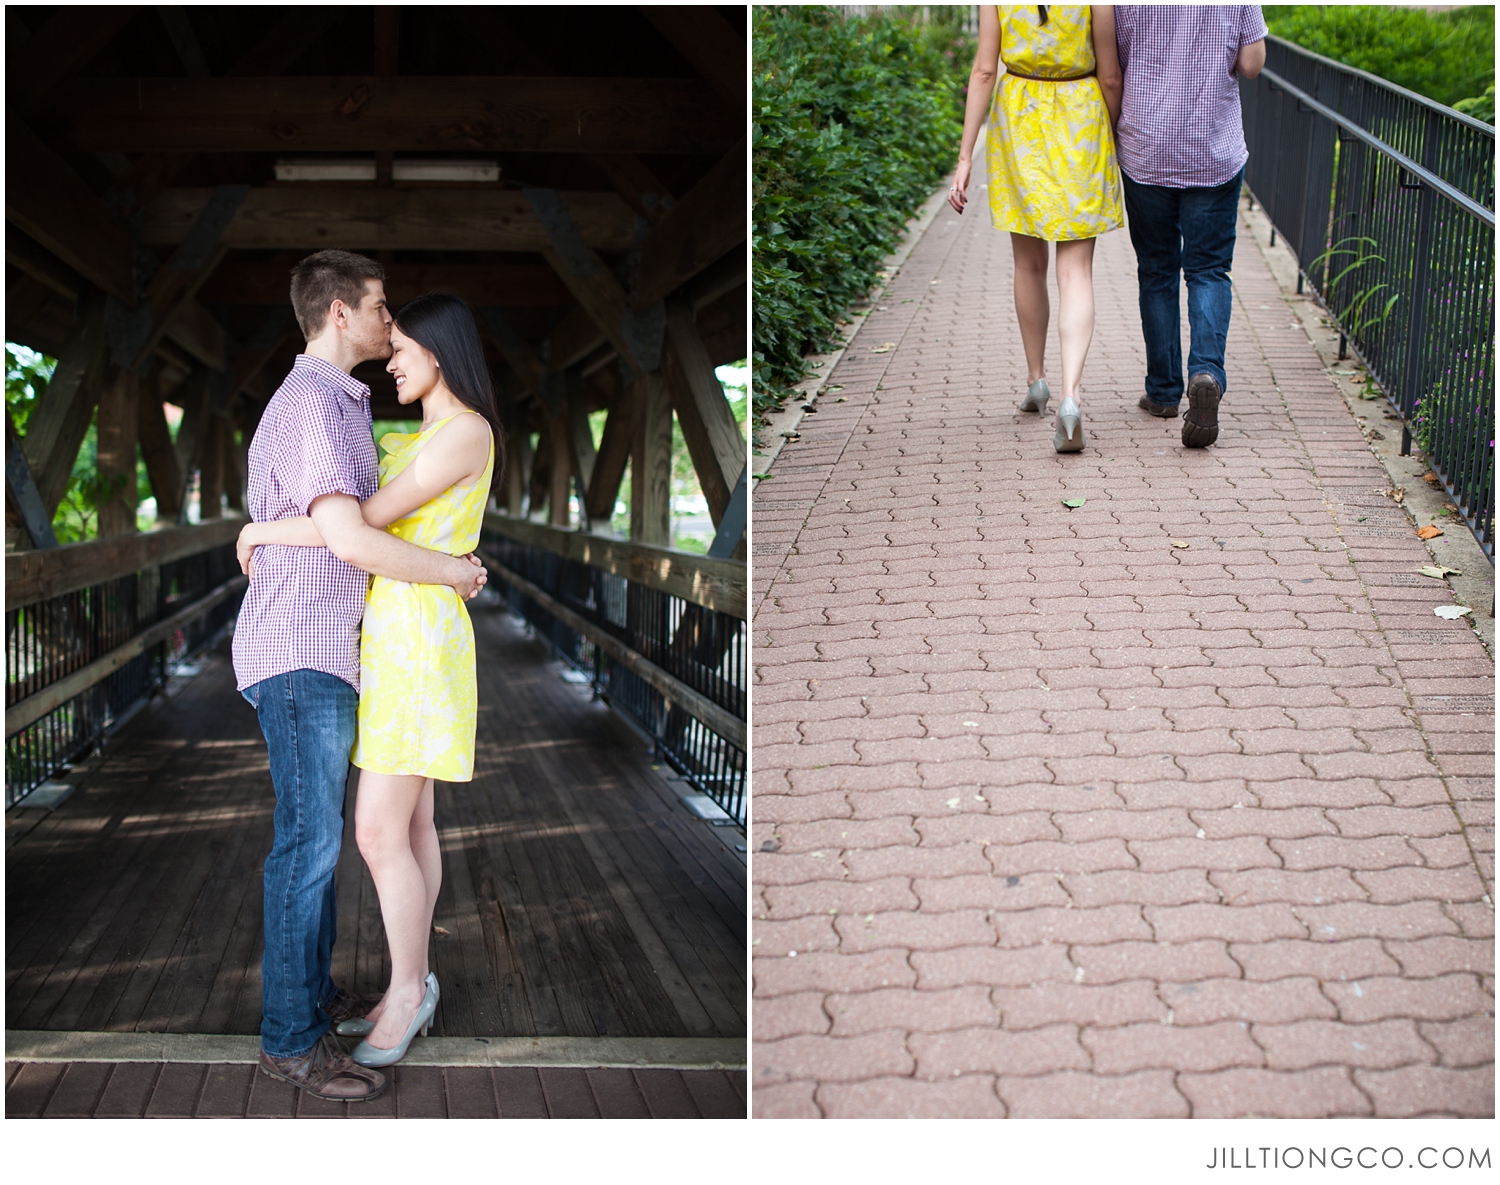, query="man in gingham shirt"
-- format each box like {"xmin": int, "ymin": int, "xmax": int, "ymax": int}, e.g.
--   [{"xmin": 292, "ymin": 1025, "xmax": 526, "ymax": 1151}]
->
[
  {"xmin": 1114, "ymin": 6, "xmax": 1268, "ymax": 447},
  {"xmin": 233, "ymin": 250, "xmax": 486, "ymax": 1102}
]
